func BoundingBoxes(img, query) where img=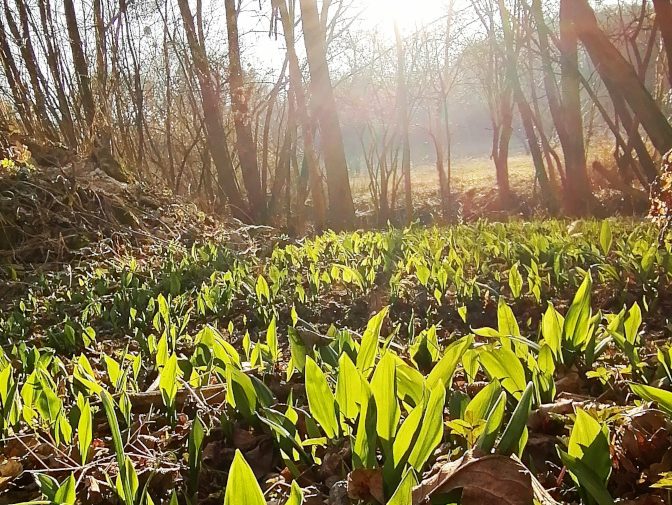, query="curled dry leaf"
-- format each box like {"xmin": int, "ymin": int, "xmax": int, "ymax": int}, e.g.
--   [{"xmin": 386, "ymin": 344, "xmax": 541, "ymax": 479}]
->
[
  {"xmin": 347, "ymin": 468, "xmax": 385, "ymax": 504},
  {"xmin": 412, "ymin": 452, "xmax": 535, "ymax": 505}
]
